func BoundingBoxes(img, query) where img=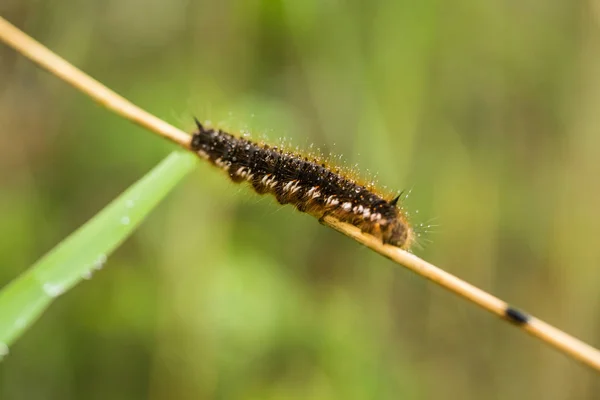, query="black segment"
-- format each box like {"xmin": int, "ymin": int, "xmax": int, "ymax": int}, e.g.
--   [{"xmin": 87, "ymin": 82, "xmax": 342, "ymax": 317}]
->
[{"xmin": 505, "ymin": 306, "xmax": 530, "ymax": 325}]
